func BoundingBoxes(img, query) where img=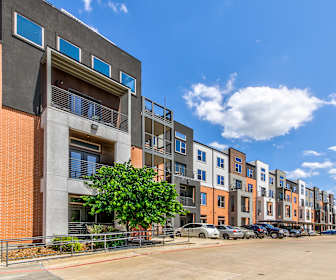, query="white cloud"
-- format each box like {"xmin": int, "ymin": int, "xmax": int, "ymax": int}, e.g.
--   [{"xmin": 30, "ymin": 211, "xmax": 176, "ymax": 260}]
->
[
  {"xmin": 328, "ymin": 146, "xmax": 336, "ymax": 152},
  {"xmin": 209, "ymin": 142, "xmax": 228, "ymax": 151},
  {"xmin": 273, "ymin": 143, "xmax": 284, "ymax": 150},
  {"xmin": 302, "ymin": 160, "xmax": 333, "ymax": 169},
  {"xmin": 82, "ymin": 0, "xmax": 92, "ymax": 12},
  {"xmin": 328, "ymin": 168, "xmax": 336, "ymax": 175},
  {"xmin": 303, "ymin": 150, "xmax": 322, "ymax": 156},
  {"xmin": 286, "ymin": 168, "xmax": 319, "ymax": 179},
  {"xmin": 184, "ymin": 74, "xmax": 325, "ymax": 141},
  {"xmin": 107, "ymin": 2, "xmax": 128, "ymax": 13}
]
